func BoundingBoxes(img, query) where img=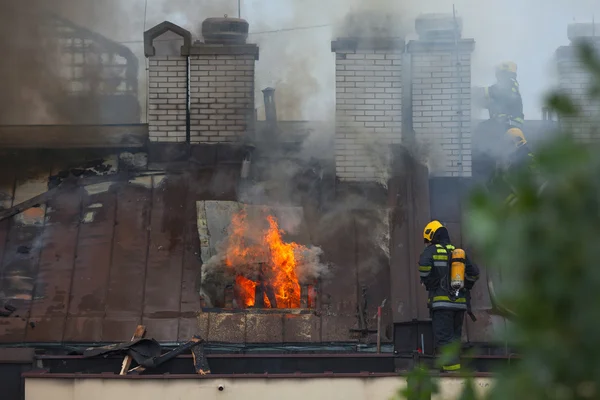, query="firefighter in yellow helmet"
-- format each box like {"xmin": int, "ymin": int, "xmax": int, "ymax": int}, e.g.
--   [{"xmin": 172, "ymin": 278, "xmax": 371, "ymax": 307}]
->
[
  {"xmin": 505, "ymin": 128, "xmax": 535, "ymax": 170},
  {"xmin": 491, "ymin": 127, "xmax": 538, "ymax": 206},
  {"xmin": 484, "ymin": 62, "xmax": 525, "ymax": 129},
  {"xmin": 419, "ymin": 221, "xmax": 480, "ymax": 372}
]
